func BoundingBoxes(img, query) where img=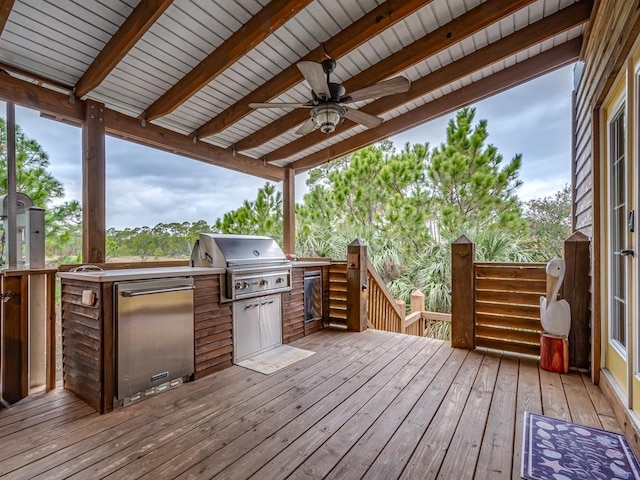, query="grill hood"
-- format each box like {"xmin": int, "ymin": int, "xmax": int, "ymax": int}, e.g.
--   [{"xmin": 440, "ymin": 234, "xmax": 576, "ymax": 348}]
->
[{"xmin": 191, "ymin": 233, "xmax": 288, "ymax": 268}]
